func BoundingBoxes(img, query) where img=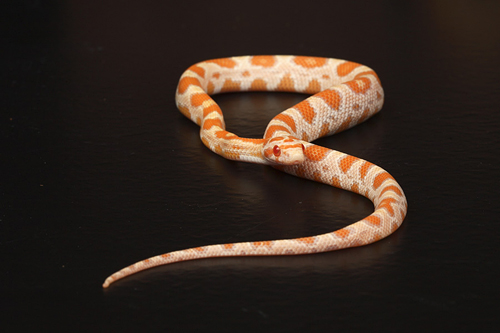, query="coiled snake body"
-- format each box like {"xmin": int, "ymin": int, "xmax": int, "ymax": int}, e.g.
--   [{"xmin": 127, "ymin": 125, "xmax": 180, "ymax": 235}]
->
[{"xmin": 103, "ymin": 55, "xmax": 407, "ymax": 288}]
